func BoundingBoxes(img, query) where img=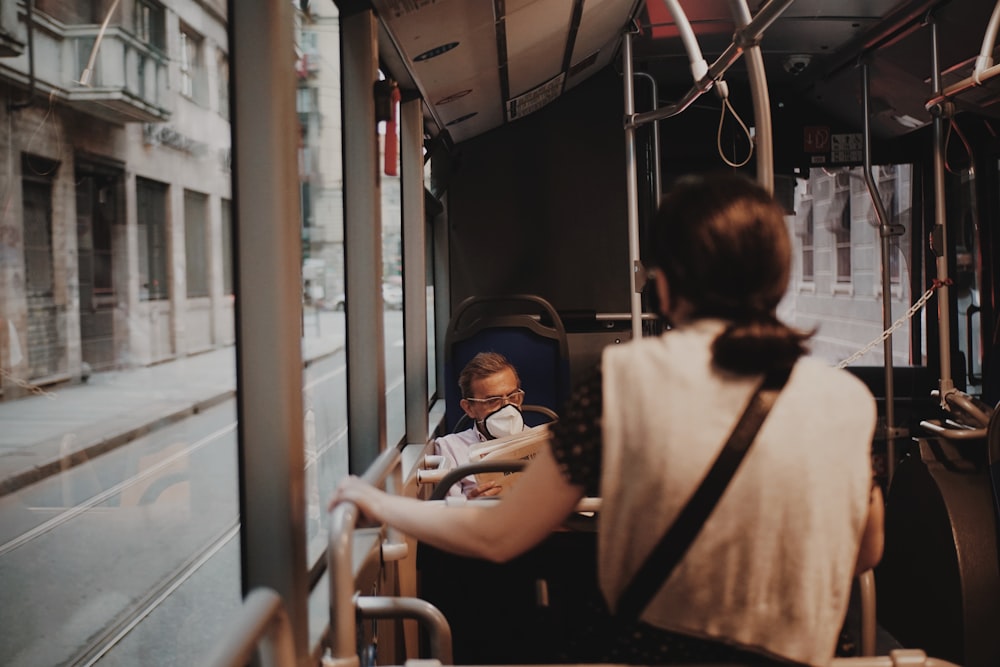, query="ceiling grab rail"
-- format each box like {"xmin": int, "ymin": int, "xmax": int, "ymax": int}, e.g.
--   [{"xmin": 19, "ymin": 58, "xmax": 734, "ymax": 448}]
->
[
  {"xmin": 326, "ymin": 444, "xmax": 404, "ymax": 667},
  {"xmin": 626, "ymin": 0, "xmax": 795, "ymax": 129},
  {"xmin": 925, "ymin": 0, "xmax": 1000, "ymax": 111},
  {"xmin": 729, "ymin": 0, "xmax": 775, "ymax": 194},
  {"xmin": 861, "ymin": 61, "xmax": 904, "ymax": 484},
  {"xmin": 928, "ymin": 18, "xmax": 956, "ymax": 411},
  {"xmin": 662, "ymin": 0, "xmax": 710, "ymax": 84},
  {"xmin": 622, "ymin": 1, "xmax": 792, "ymax": 337}
]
